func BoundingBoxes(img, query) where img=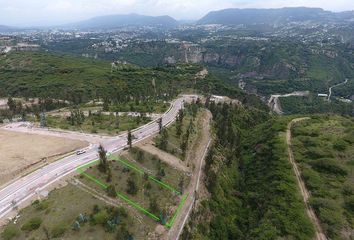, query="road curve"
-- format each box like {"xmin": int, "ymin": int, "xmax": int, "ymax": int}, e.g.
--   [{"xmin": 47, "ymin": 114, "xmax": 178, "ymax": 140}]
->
[
  {"xmin": 0, "ymin": 96, "xmax": 190, "ymax": 221},
  {"xmin": 327, "ymin": 78, "xmax": 348, "ymax": 101}
]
